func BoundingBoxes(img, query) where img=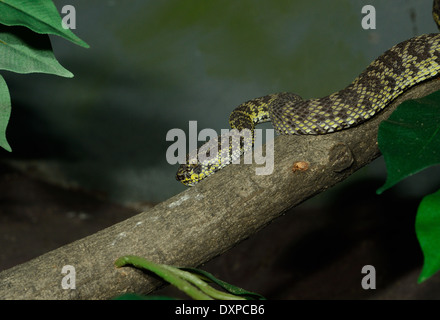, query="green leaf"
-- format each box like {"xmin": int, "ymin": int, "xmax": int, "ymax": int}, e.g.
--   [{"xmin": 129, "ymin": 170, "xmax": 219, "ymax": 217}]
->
[
  {"xmin": 0, "ymin": 74, "xmax": 11, "ymax": 152},
  {"xmin": 160, "ymin": 264, "xmax": 245, "ymax": 300},
  {"xmin": 377, "ymin": 90, "xmax": 440, "ymax": 194},
  {"xmin": 0, "ymin": 0, "xmax": 89, "ymax": 48},
  {"xmin": 0, "ymin": 24, "xmax": 72, "ymax": 77},
  {"xmin": 416, "ymin": 189, "xmax": 440, "ymax": 283},
  {"xmin": 180, "ymin": 267, "xmax": 266, "ymax": 300},
  {"xmin": 115, "ymin": 255, "xmax": 214, "ymax": 300},
  {"xmin": 114, "ymin": 255, "xmax": 260, "ymax": 300}
]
